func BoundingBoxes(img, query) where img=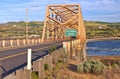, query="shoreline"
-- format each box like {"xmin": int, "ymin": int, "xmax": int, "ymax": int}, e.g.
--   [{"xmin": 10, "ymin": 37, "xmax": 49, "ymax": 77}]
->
[
  {"xmin": 87, "ymin": 55, "xmax": 120, "ymax": 60},
  {"xmin": 87, "ymin": 37, "xmax": 120, "ymax": 42}
]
